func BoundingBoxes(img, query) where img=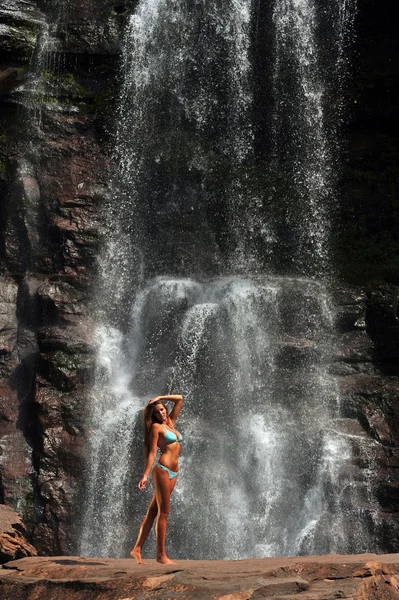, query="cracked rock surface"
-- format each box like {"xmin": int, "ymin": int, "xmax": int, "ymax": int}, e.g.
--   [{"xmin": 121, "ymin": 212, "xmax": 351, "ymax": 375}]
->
[{"xmin": 1, "ymin": 554, "xmax": 399, "ymax": 599}]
